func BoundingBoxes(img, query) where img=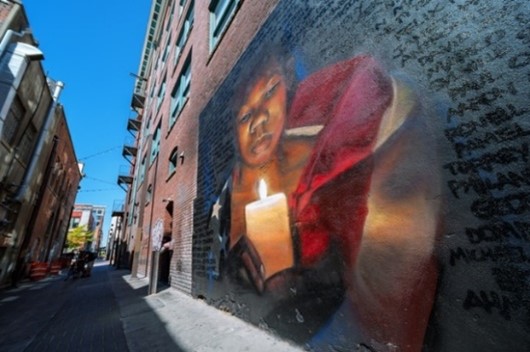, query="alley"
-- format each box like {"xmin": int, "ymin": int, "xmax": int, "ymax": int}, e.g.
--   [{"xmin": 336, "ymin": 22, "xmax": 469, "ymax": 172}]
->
[
  {"xmin": 0, "ymin": 262, "xmax": 128, "ymax": 352},
  {"xmin": 0, "ymin": 262, "xmax": 304, "ymax": 352}
]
